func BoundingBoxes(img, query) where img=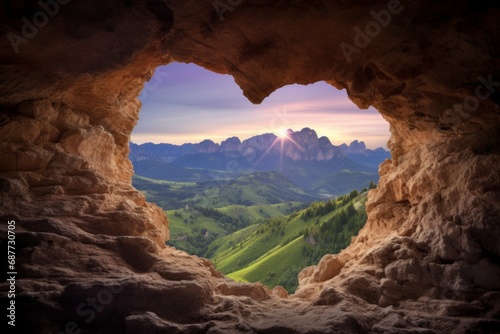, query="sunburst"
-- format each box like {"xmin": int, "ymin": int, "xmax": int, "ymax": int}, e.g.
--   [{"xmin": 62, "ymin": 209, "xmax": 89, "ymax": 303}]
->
[
  {"xmin": 277, "ymin": 128, "xmax": 289, "ymax": 138},
  {"xmin": 254, "ymin": 129, "xmax": 304, "ymax": 171}
]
